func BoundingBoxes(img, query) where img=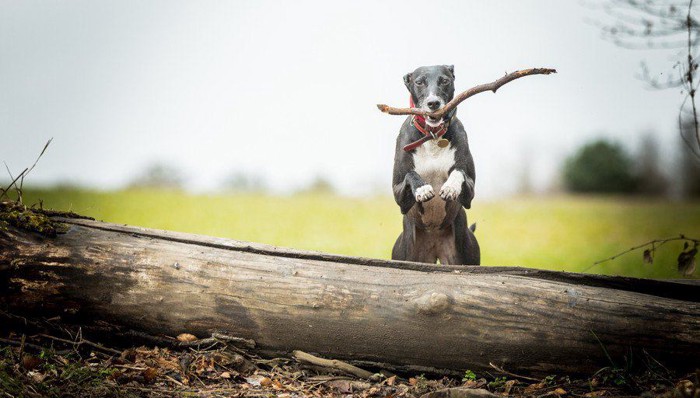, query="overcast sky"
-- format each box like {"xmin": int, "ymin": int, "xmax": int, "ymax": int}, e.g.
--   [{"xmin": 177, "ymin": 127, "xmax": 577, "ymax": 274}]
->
[{"xmin": 0, "ymin": 0, "xmax": 689, "ymax": 197}]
